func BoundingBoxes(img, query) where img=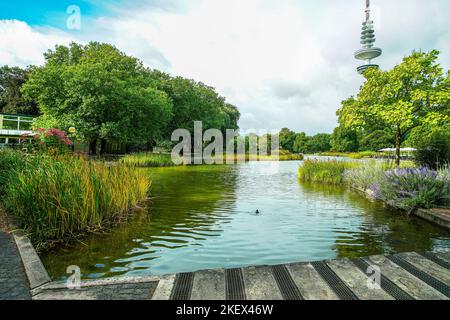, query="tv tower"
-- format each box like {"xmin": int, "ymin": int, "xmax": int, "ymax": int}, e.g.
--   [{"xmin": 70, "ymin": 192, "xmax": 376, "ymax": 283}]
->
[{"xmin": 354, "ymin": 0, "xmax": 382, "ymax": 74}]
